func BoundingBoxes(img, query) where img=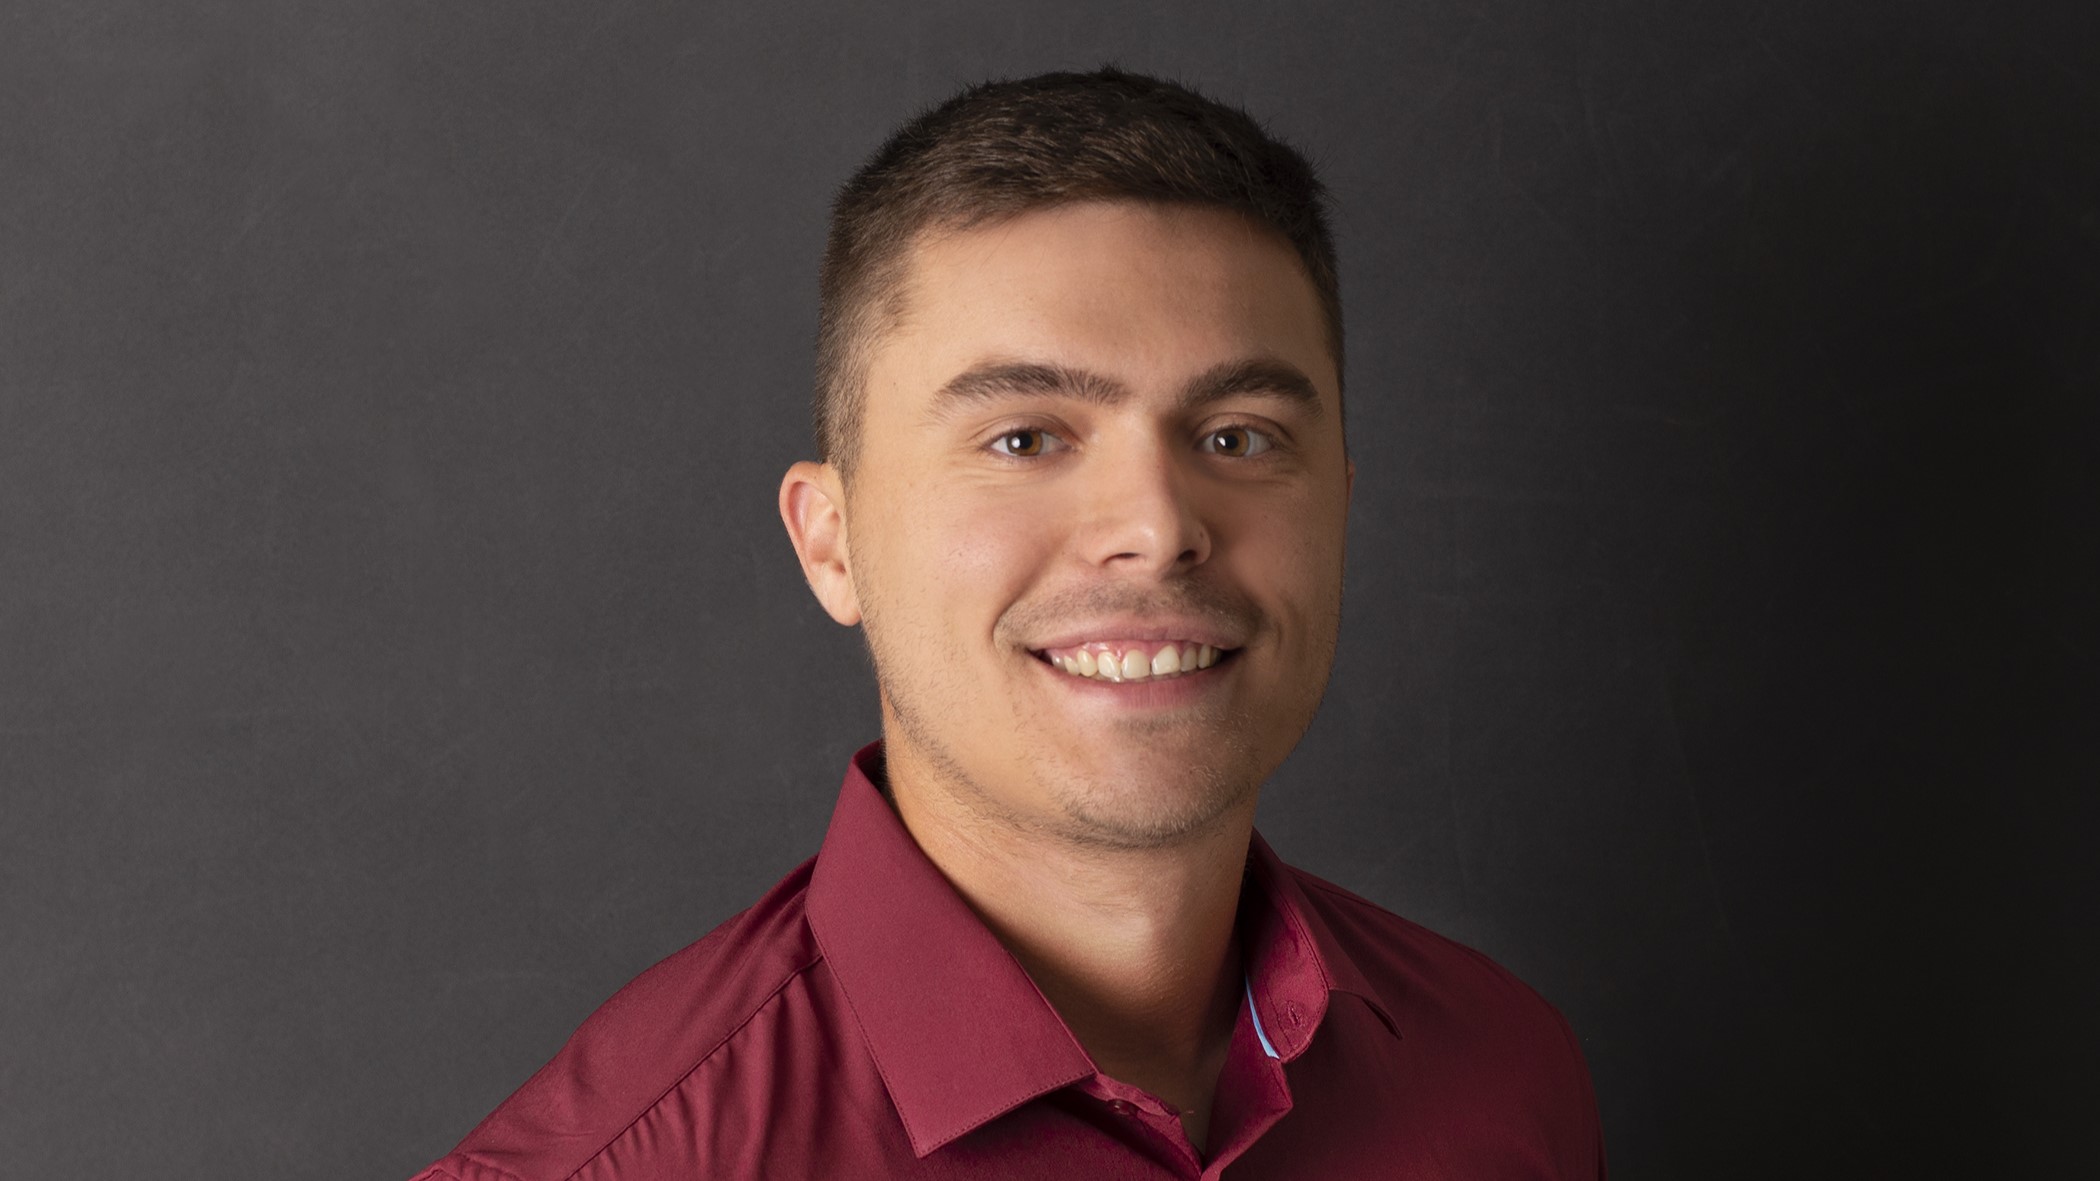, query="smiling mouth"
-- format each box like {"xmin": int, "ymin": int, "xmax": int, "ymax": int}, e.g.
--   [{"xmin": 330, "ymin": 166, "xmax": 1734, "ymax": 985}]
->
[{"xmin": 1031, "ymin": 640, "xmax": 1238, "ymax": 683}]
